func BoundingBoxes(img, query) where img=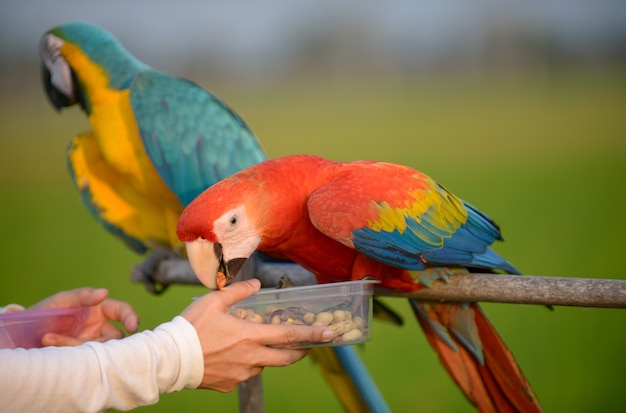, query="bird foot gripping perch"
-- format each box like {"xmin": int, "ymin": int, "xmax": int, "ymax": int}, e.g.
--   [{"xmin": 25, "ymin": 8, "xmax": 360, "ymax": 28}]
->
[
  {"xmin": 130, "ymin": 248, "xmax": 171, "ymax": 294},
  {"xmin": 416, "ymin": 267, "xmax": 469, "ymax": 288}
]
